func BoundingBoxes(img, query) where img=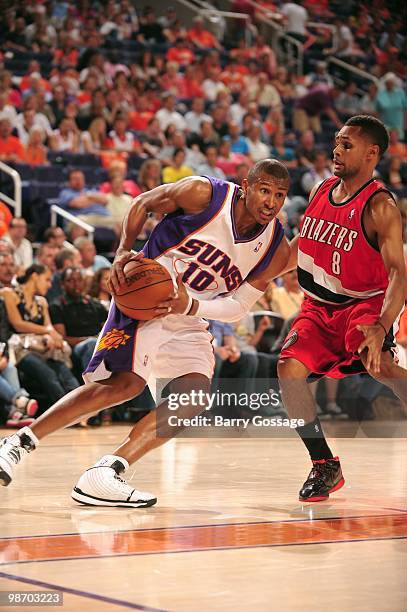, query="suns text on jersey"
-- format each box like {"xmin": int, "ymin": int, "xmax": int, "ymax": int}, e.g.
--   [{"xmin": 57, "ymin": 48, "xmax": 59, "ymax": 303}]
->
[
  {"xmin": 300, "ymin": 216, "xmax": 359, "ymax": 252},
  {"xmin": 179, "ymin": 238, "xmax": 243, "ymax": 291}
]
